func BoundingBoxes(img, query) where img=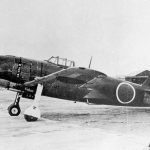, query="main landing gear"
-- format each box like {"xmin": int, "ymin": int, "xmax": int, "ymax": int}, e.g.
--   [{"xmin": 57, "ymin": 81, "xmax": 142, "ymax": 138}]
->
[
  {"xmin": 24, "ymin": 84, "xmax": 43, "ymax": 122},
  {"xmin": 8, "ymin": 92, "xmax": 21, "ymax": 116},
  {"xmin": 7, "ymin": 83, "xmax": 43, "ymax": 122}
]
